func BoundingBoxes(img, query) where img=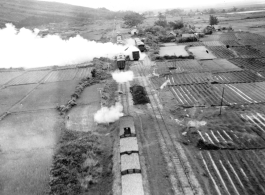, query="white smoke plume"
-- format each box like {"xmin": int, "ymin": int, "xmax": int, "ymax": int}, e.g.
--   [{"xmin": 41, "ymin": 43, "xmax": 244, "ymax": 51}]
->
[
  {"xmin": 111, "ymin": 70, "xmax": 134, "ymax": 83},
  {"xmin": 0, "ymin": 24, "xmax": 128, "ymax": 68},
  {"xmin": 94, "ymin": 102, "xmax": 124, "ymax": 124},
  {"xmin": 124, "ymin": 38, "xmax": 136, "ymax": 46}
]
